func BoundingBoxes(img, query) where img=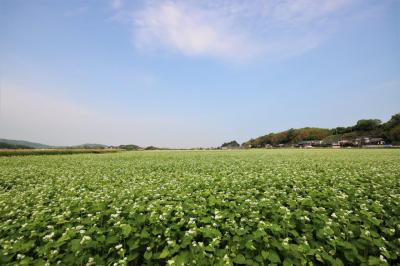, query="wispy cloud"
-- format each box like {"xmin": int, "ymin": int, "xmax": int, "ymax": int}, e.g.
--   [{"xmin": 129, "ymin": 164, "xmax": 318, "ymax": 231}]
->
[
  {"xmin": 120, "ymin": 0, "xmax": 371, "ymax": 61},
  {"xmin": 263, "ymin": 0, "xmax": 351, "ymax": 25},
  {"xmin": 133, "ymin": 1, "xmax": 261, "ymax": 60}
]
